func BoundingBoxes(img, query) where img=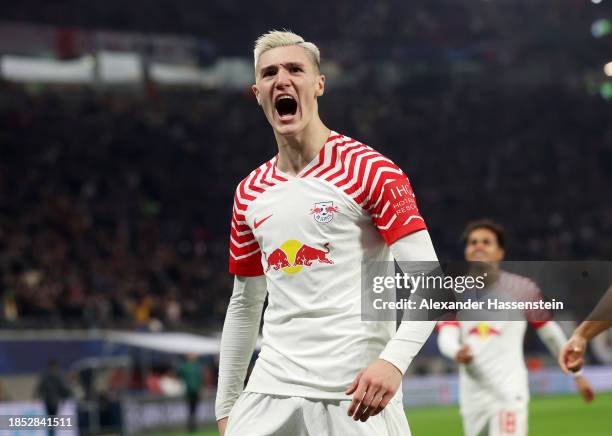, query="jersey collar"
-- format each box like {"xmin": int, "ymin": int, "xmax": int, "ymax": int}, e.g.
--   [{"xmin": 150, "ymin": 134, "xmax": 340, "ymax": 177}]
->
[{"xmin": 273, "ymin": 130, "xmax": 338, "ymax": 179}]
